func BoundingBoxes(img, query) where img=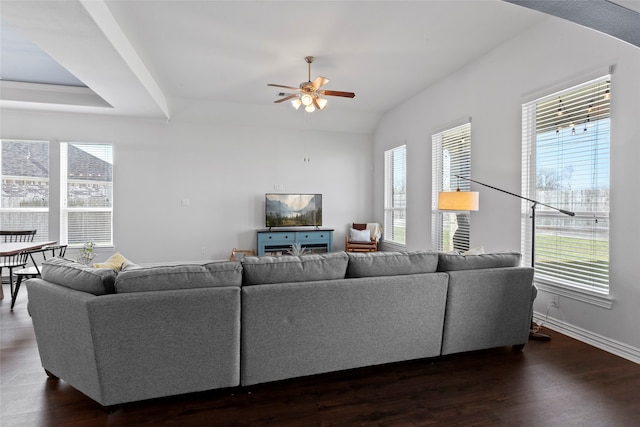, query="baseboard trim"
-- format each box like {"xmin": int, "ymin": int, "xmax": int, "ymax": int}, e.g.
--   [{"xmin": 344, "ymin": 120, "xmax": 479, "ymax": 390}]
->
[{"xmin": 533, "ymin": 312, "xmax": 640, "ymax": 364}]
